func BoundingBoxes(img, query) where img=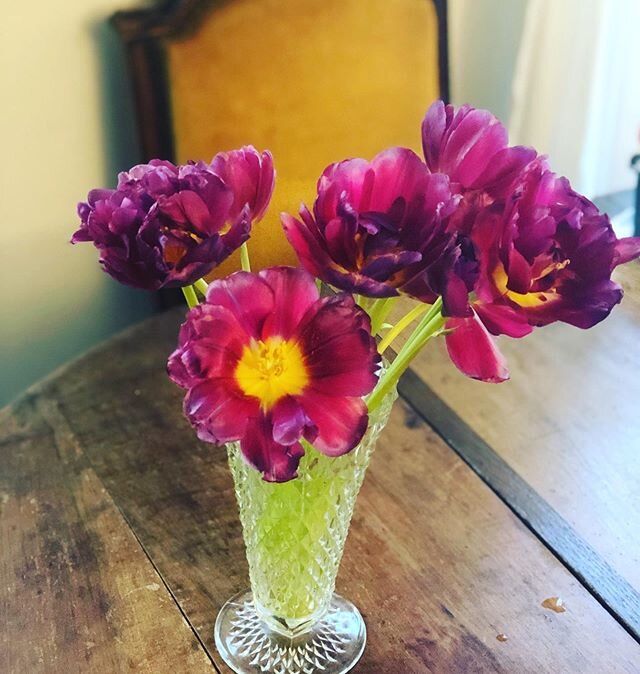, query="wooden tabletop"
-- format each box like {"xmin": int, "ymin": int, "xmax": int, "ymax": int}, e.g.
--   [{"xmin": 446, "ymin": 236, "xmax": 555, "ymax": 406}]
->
[{"xmin": 2, "ymin": 260, "xmax": 640, "ymax": 673}]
